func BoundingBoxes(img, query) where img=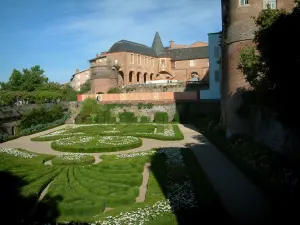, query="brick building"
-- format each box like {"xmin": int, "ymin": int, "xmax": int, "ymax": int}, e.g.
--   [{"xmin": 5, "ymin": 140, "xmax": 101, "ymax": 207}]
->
[
  {"xmin": 89, "ymin": 32, "xmax": 209, "ymax": 94},
  {"xmin": 70, "ymin": 69, "xmax": 90, "ymax": 91},
  {"xmin": 221, "ymin": 0, "xmax": 295, "ymax": 136}
]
